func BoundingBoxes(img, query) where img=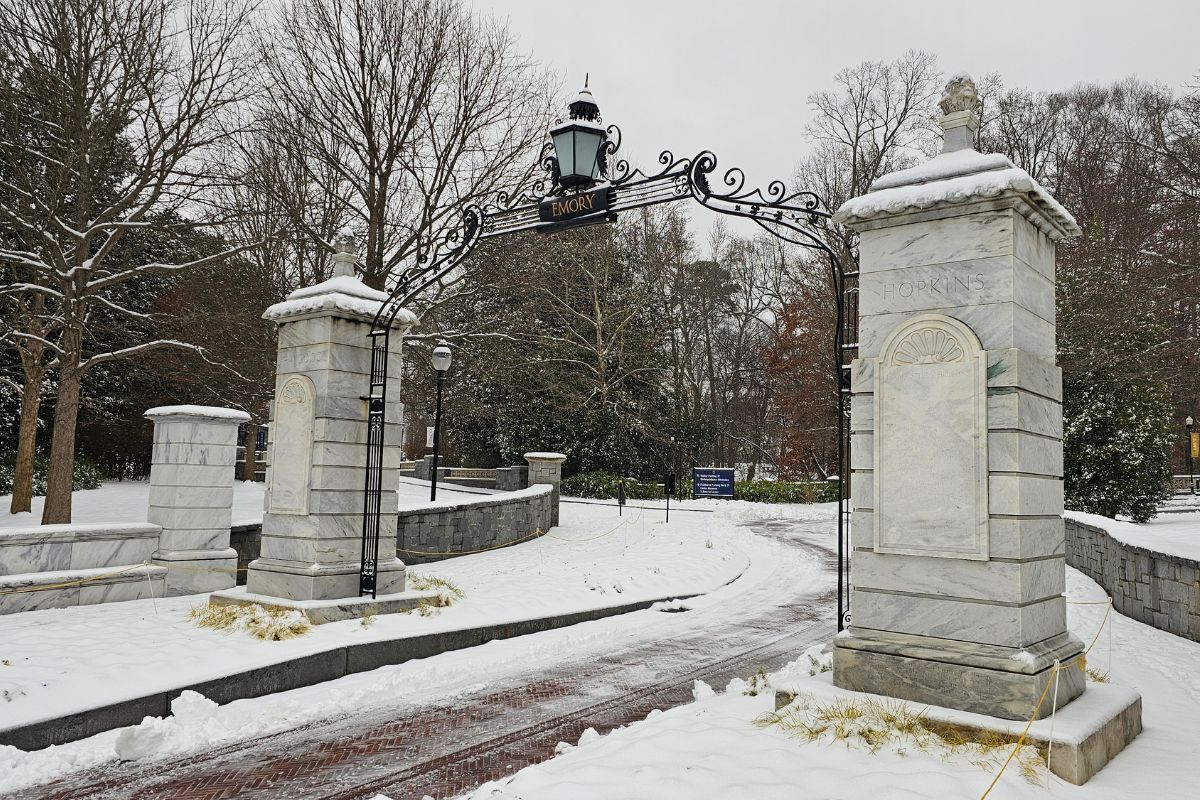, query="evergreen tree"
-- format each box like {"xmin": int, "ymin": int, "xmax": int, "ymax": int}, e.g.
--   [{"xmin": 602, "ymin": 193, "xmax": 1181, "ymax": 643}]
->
[{"xmin": 1063, "ymin": 370, "xmax": 1174, "ymax": 521}]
